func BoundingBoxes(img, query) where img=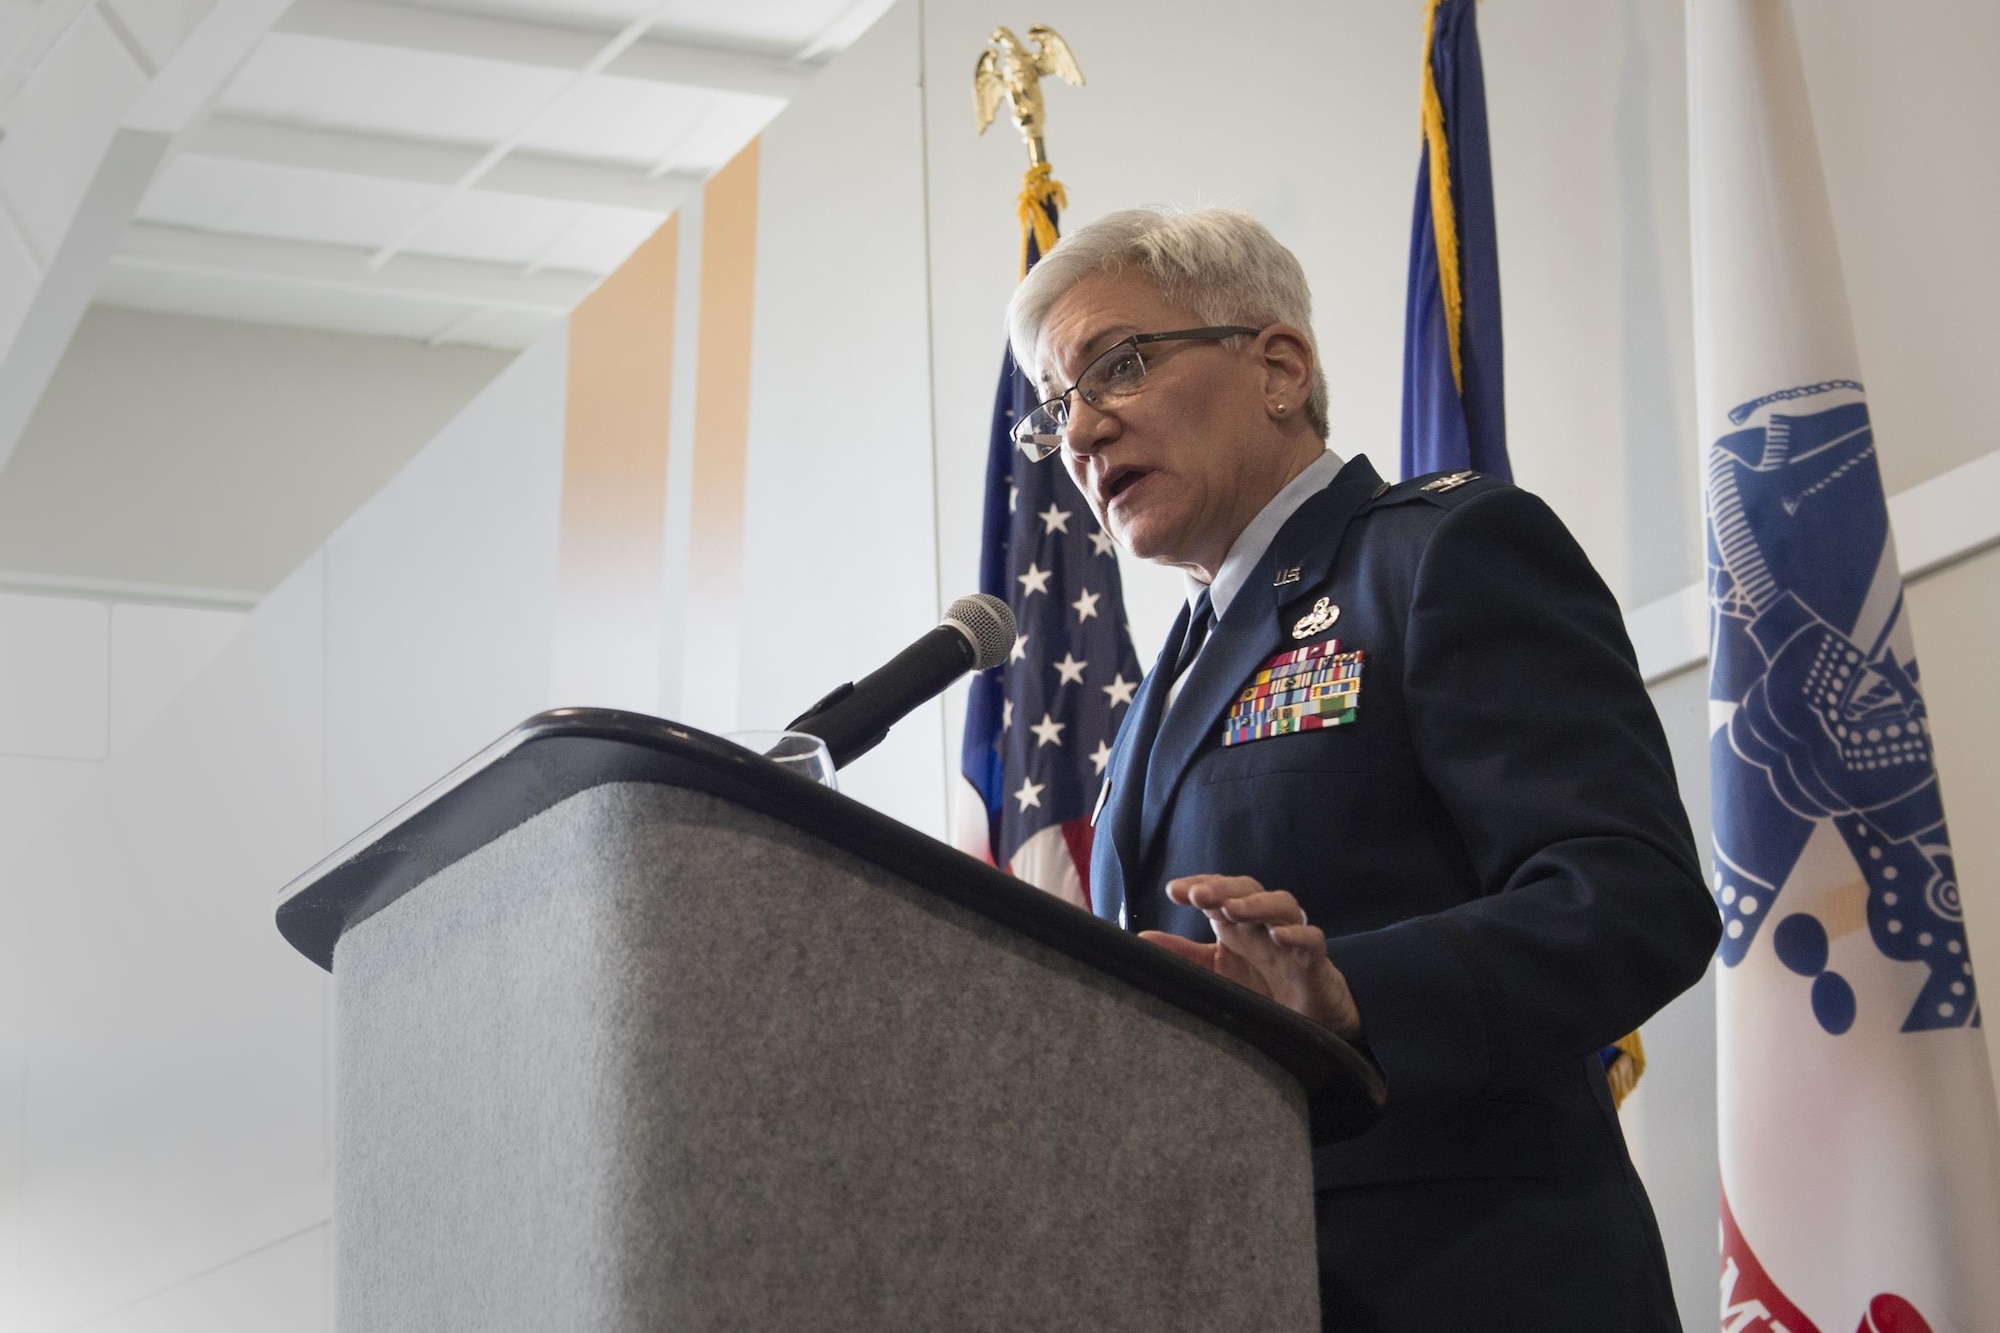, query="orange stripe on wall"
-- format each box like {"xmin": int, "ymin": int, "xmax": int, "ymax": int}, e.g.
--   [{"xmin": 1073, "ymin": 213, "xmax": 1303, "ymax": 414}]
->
[
  {"xmin": 682, "ymin": 138, "xmax": 760, "ymax": 727},
  {"xmin": 551, "ymin": 214, "xmax": 677, "ymax": 708}
]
